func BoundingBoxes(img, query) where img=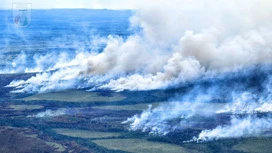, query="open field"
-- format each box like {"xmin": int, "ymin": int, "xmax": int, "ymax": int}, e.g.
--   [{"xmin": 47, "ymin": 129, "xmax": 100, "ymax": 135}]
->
[
  {"xmin": 21, "ymin": 90, "xmax": 126, "ymax": 102},
  {"xmin": 9, "ymin": 104, "xmax": 44, "ymax": 110},
  {"xmin": 0, "ymin": 126, "xmax": 61, "ymax": 153},
  {"xmin": 45, "ymin": 141, "xmax": 66, "ymax": 152},
  {"xmin": 232, "ymin": 138, "xmax": 272, "ymax": 153},
  {"xmin": 93, "ymin": 102, "xmax": 226, "ymax": 112},
  {"xmin": 53, "ymin": 128, "xmax": 122, "ymax": 139},
  {"xmin": 92, "ymin": 102, "xmax": 164, "ymax": 111},
  {"xmin": 0, "ymin": 75, "xmax": 269, "ymax": 153},
  {"xmin": 93, "ymin": 138, "xmax": 200, "ymax": 153}
]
